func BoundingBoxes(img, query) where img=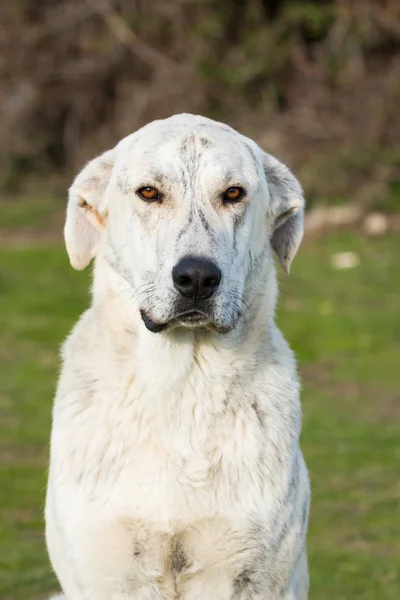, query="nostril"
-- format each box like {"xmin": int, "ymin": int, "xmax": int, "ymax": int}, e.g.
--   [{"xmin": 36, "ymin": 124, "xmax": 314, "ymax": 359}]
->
[
  {"xmin": 204, "ymin": 276, "xmax": 218, "ymax": 289},
  {"xmin": 177, "ymin": 274, "xmax": 192, "ymax": 286}
]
